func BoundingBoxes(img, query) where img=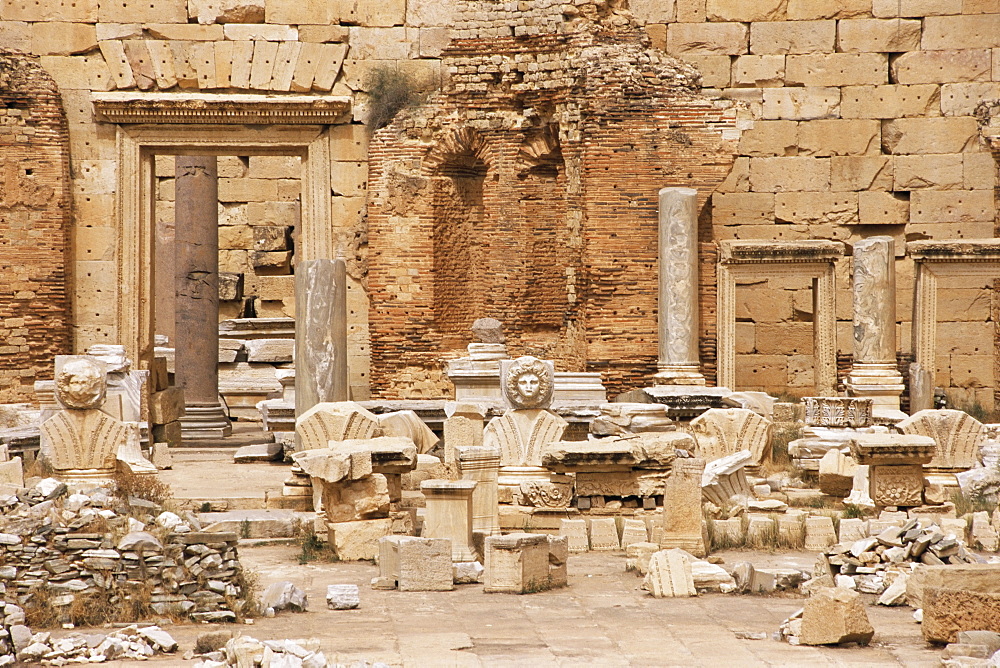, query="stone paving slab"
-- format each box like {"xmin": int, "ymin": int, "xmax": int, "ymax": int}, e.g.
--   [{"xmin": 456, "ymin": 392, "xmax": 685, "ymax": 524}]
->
[{"xmin": 72, "ymin": 547, "xmax": 942, "ymax": 667}]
